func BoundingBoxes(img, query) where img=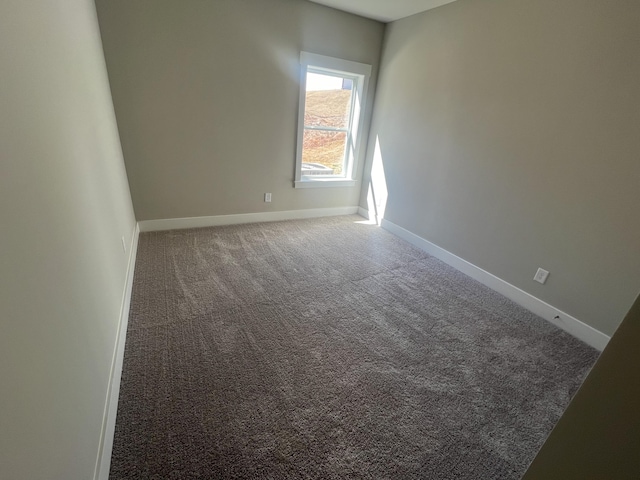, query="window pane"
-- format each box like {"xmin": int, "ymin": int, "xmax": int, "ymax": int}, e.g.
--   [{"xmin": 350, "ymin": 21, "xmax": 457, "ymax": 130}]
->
[
  {"xmin": 301, "ymin": 129, "xmax": 346, "ymax": 175},
  {"xmin": 305, "ymin": 72, "xmax": 352, "ymax": 129}
]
